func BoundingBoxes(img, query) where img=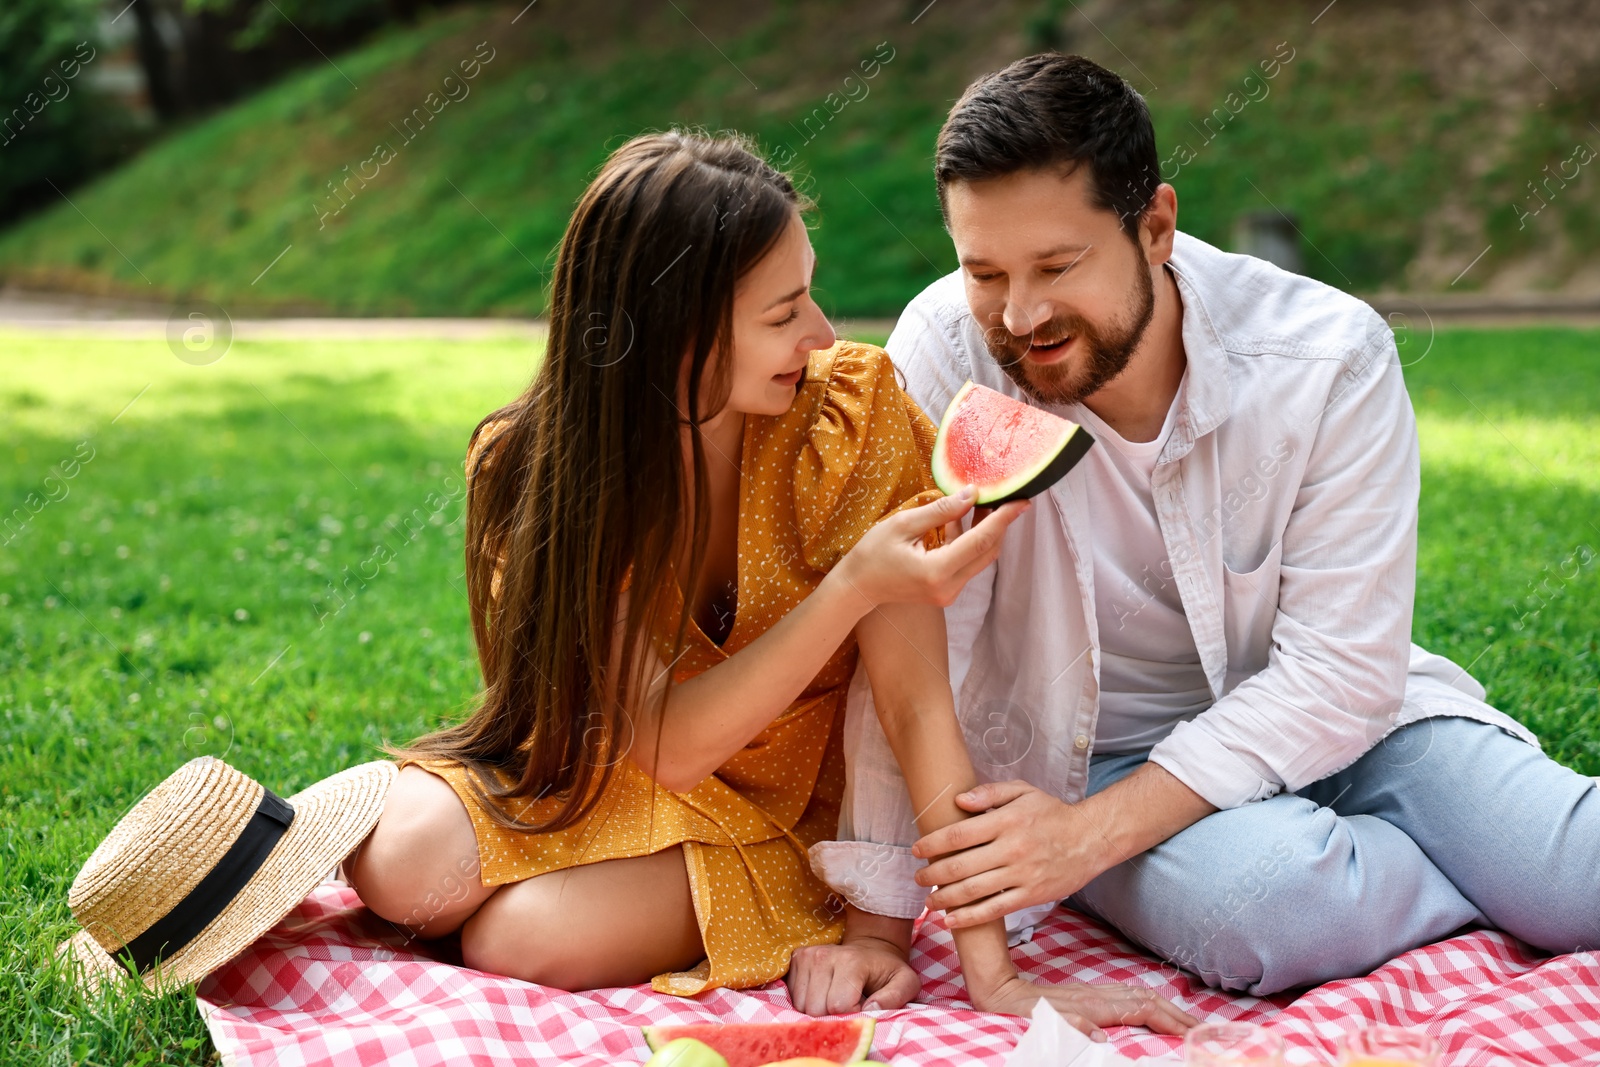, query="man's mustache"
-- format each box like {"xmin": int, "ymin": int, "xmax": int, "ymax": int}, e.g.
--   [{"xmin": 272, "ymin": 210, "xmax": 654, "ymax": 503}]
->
[{"xmin": 983, "ymin": 314, "xmax": 1096, "ymax": 363}]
